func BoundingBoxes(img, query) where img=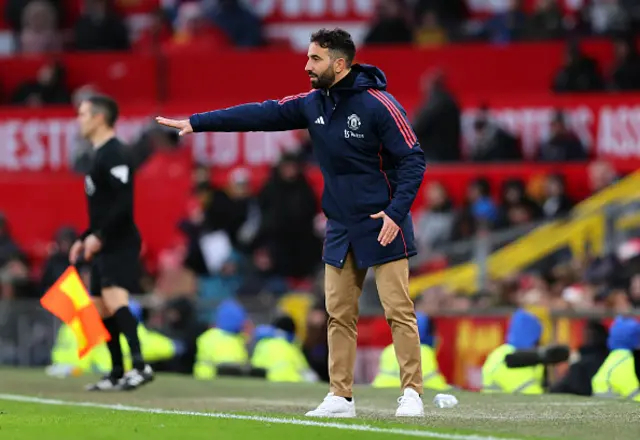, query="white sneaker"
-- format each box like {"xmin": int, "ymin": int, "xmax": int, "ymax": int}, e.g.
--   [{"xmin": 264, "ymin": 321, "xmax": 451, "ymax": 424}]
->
[
  {"xmin": 305, "ymin": 393, "xmax": 356, "ymax": 418},
  {"xmin": 395, "ymin": 388, "xmax": 424, "ymax": 417}
]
